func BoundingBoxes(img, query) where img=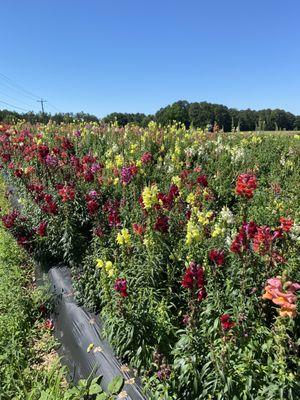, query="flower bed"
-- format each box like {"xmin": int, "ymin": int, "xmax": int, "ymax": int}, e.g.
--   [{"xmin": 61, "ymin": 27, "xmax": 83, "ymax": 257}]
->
[{"xmin": 0, "ymin": 121, "xmax": 299, "ymax": 399}]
